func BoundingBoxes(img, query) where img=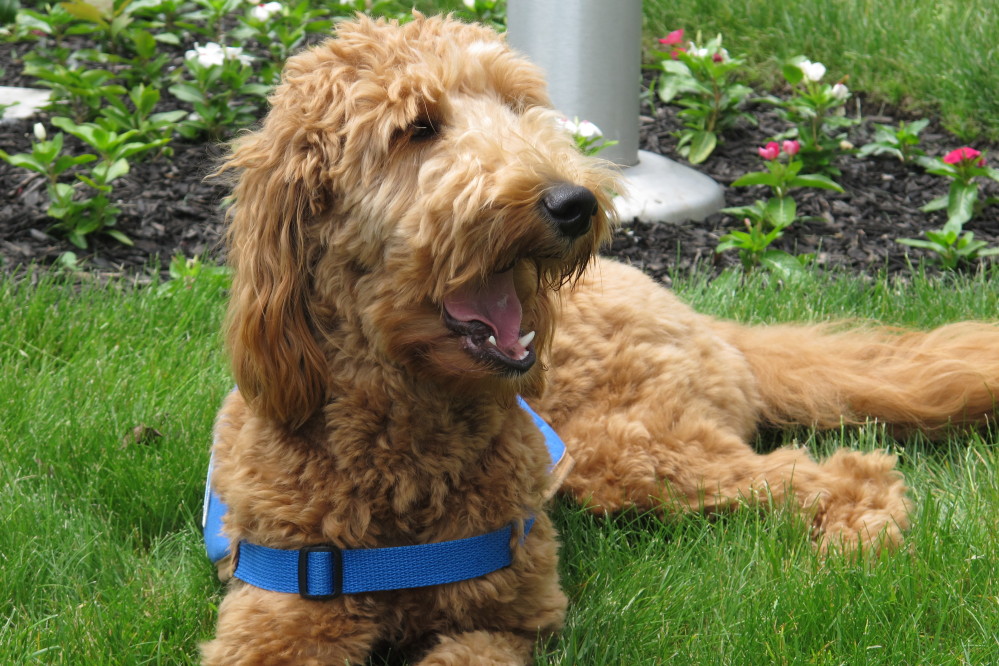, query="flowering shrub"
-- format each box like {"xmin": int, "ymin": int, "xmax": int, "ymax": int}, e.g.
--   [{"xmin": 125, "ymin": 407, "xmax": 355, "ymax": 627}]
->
[
  {"xmin": 169, "ymin": 43, "xmax": 269, "ymax": 139},
  {"xmin": 762, "ymin": 56, "xmax": 859, "ymax": 176},
  {"xmin": 653, "ymin": 29, "xmax": 755, "ymax": 164},
  {"xmin": 858, "ymin": 119, "xmax": 929, "ymax": 164},
  {"xmin": 921, "ymin": 147, "xmax": 999, "ymax": 227},
  {"xmin": 898, "ymin": 147, "xmax": 999, "ymax": 268},
  {"xmin": 717, "ymin": 139, "xmax": 844, "ymax": 274}
]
